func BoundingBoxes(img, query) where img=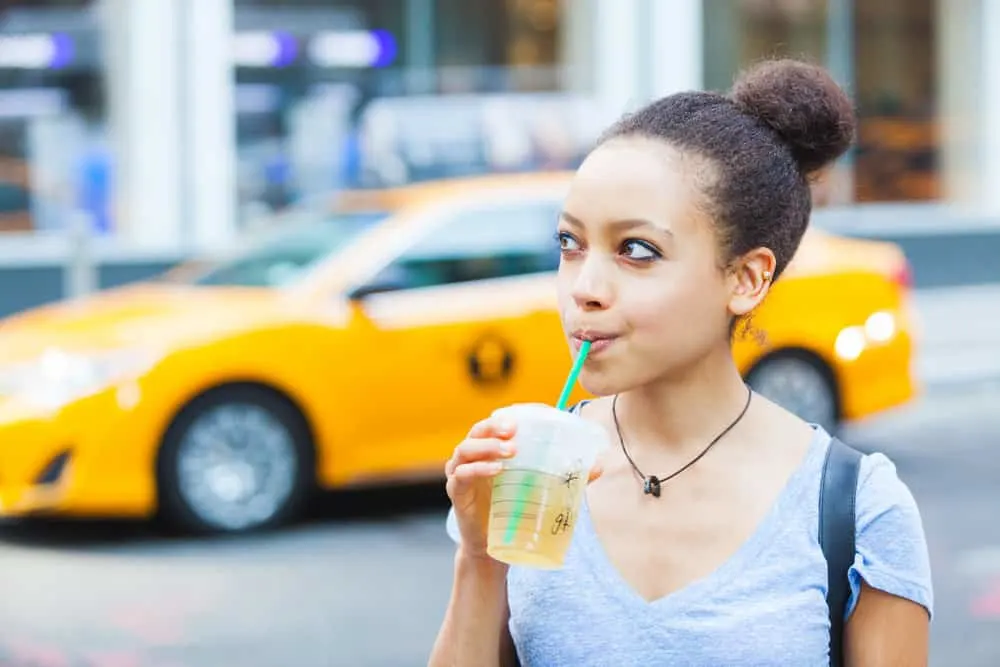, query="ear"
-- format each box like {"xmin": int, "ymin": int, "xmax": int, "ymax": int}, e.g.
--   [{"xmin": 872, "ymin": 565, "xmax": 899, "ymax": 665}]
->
[{"xmin": 727, "ymin": 247, "xmax": 777, "ymax": 317}]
